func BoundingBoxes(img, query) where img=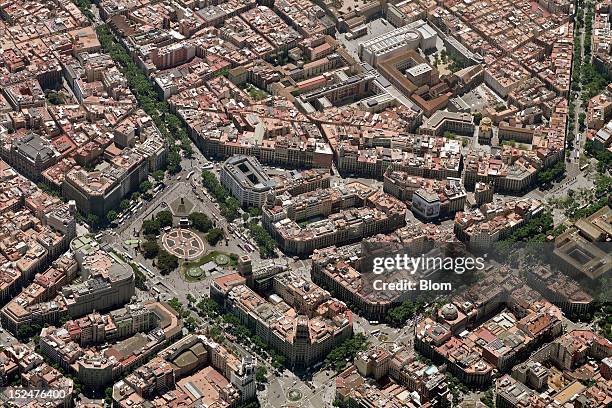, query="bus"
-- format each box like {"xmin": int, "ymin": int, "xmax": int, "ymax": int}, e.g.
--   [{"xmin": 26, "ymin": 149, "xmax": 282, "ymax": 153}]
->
[
  {"xmin": 580, "ymin": 164, "xmax": 589, "ymax": 171},
  {"xmin": 187, "ymin": 171, "xmax": 195, "ymax": 180}
]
